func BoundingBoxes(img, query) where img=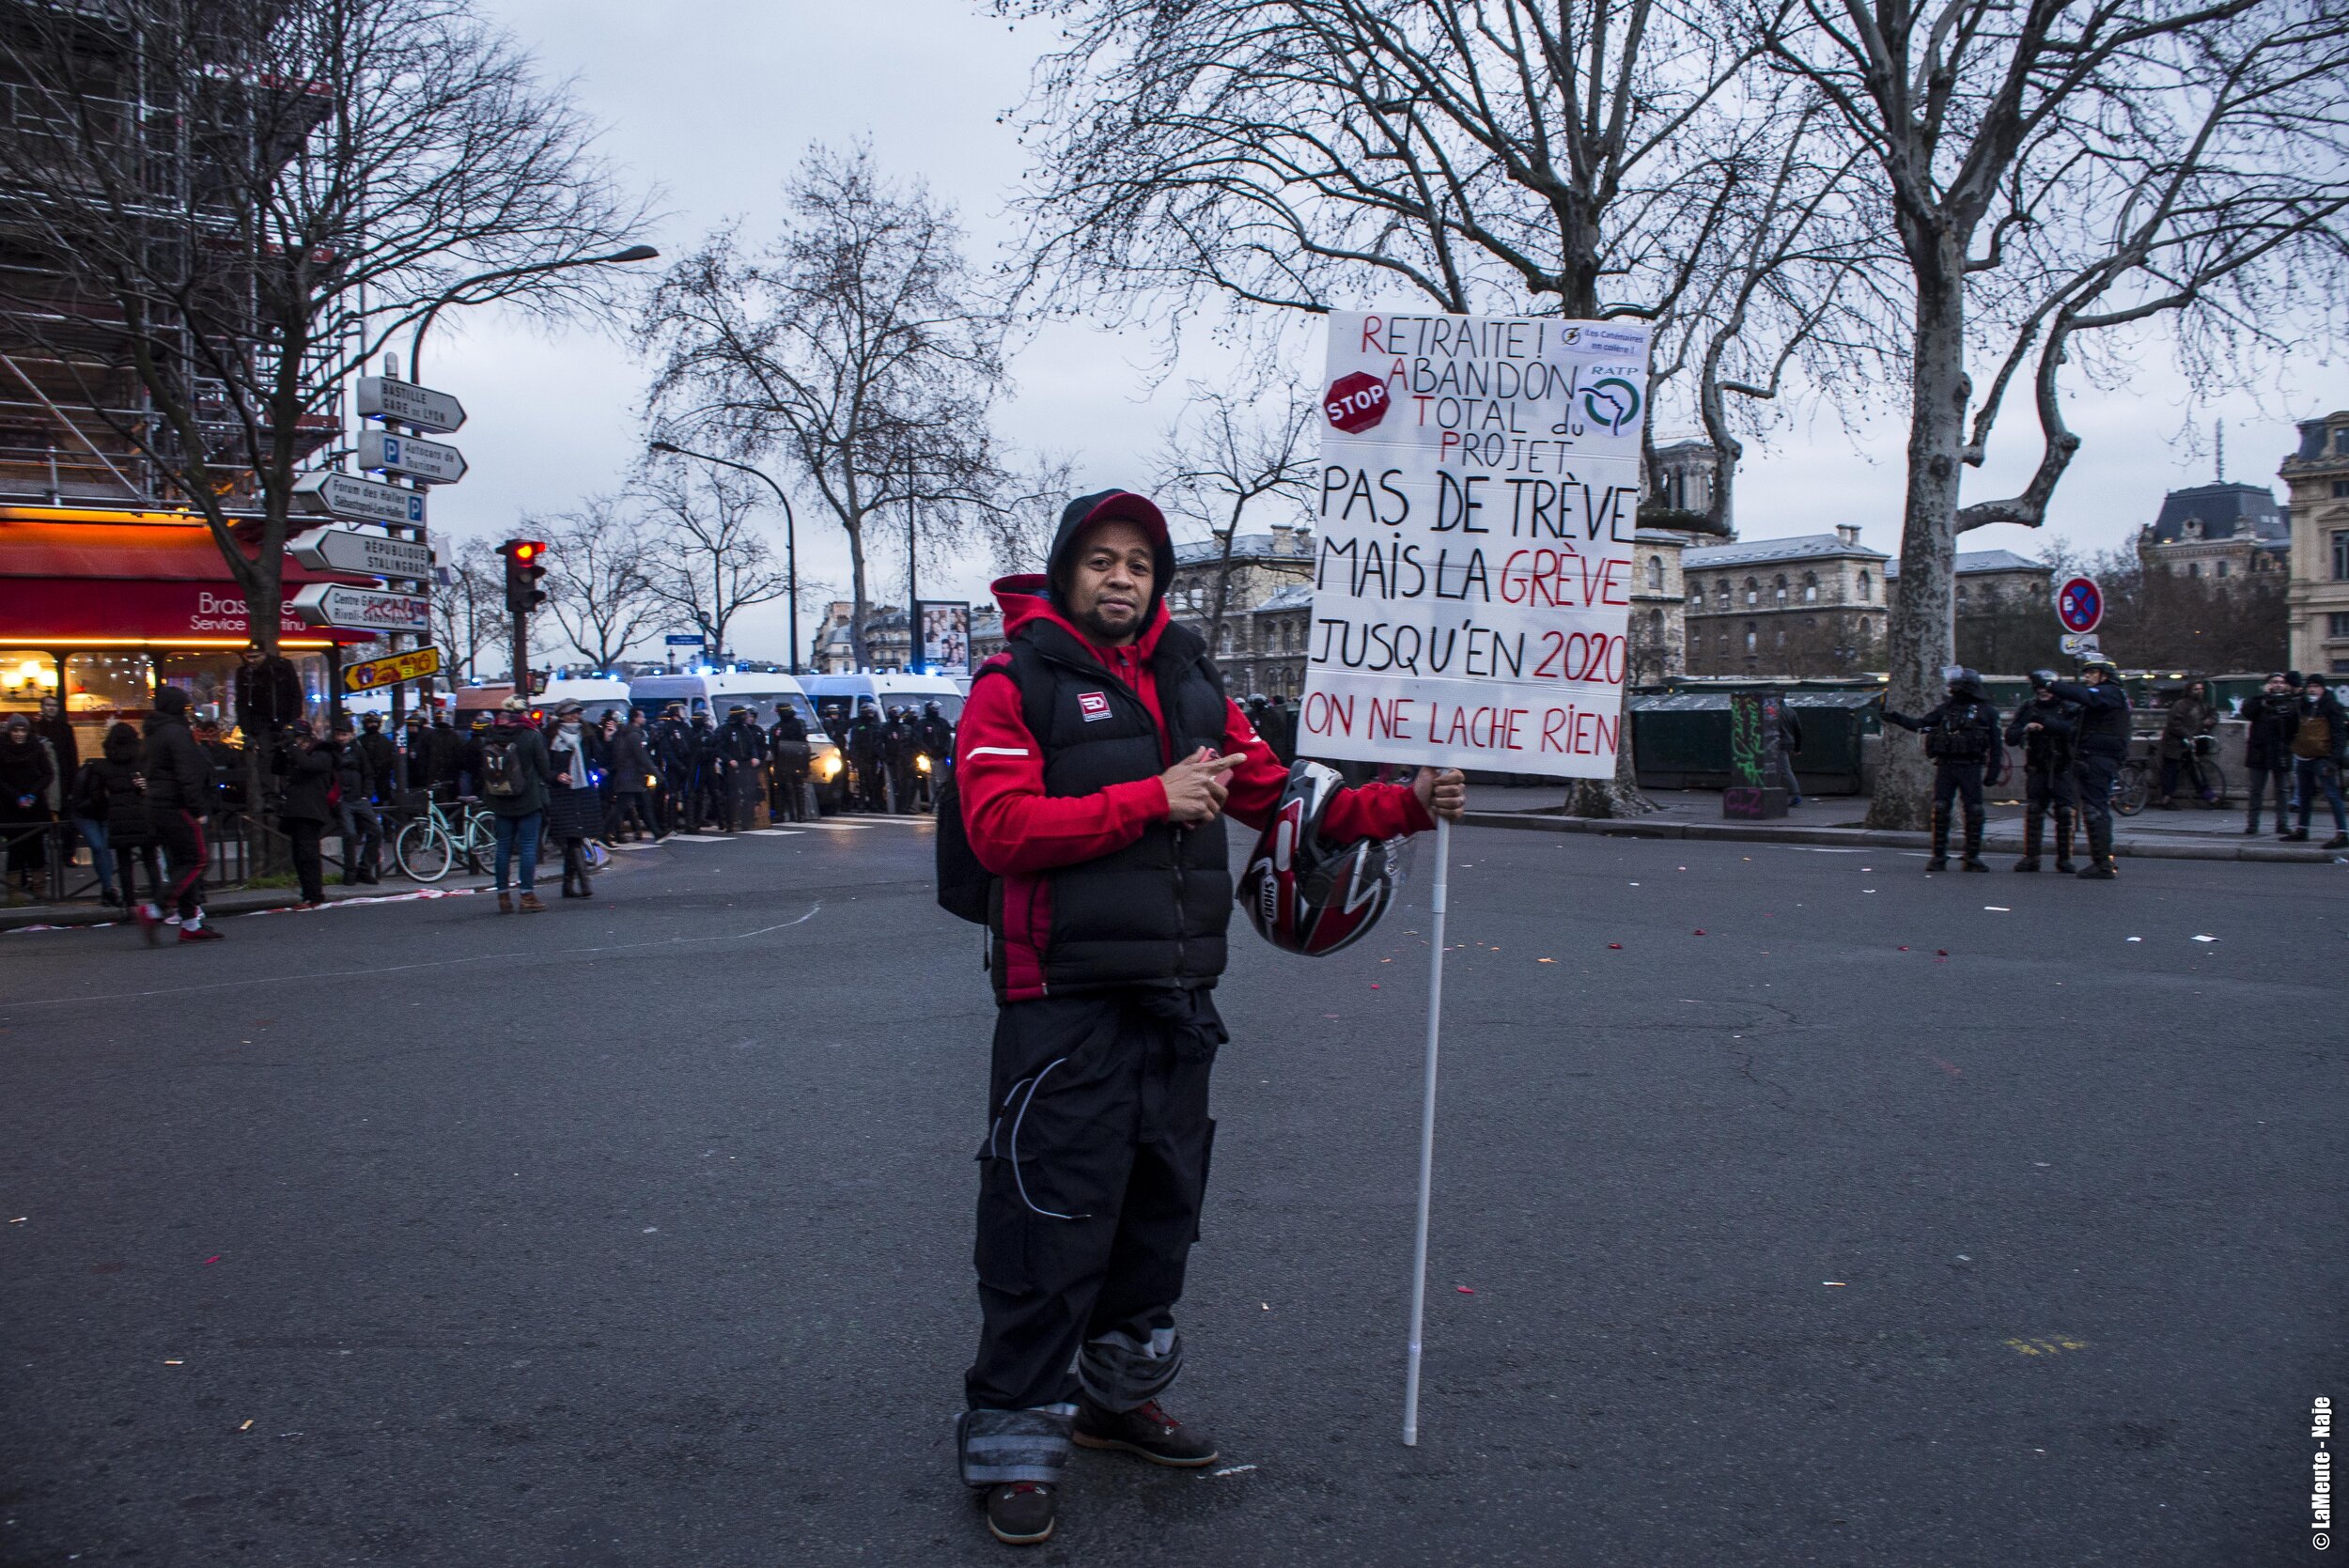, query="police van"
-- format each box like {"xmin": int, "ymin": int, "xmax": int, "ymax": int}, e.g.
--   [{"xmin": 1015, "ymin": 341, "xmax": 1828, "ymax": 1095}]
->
[{"xmin": 625, "ymin": 671, "xmax": 844, "ymax": 811}]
